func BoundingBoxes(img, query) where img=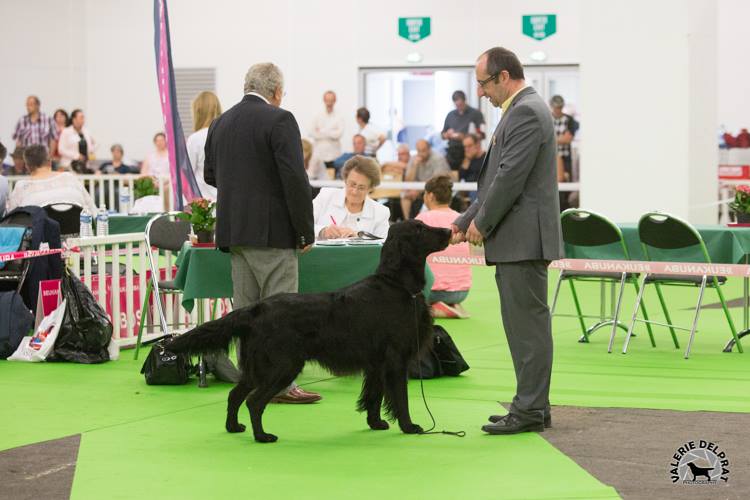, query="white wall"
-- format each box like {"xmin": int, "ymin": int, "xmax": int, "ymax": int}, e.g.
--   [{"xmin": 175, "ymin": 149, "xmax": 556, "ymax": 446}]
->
[{"xmin": 717, "ymin": 0, "xmax": 750, "ymax": 134}]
